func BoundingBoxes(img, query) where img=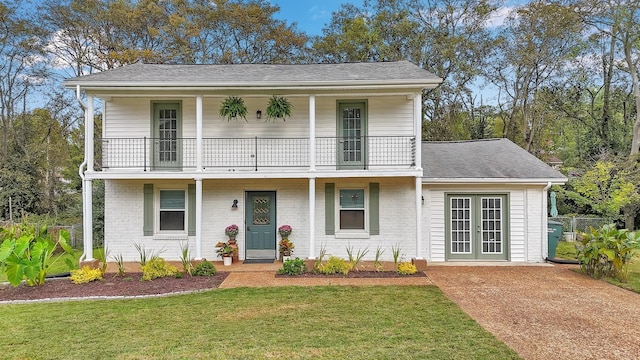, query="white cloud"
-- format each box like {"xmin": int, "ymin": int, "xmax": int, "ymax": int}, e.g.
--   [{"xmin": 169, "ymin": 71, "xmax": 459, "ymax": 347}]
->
[
  {"xmin": 308, "ymin": 5, "xmax": 331, "ymax": 21},
  {"xmin": 485, "ymin": 6, "xmax": 515, "ymax": 28}
]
